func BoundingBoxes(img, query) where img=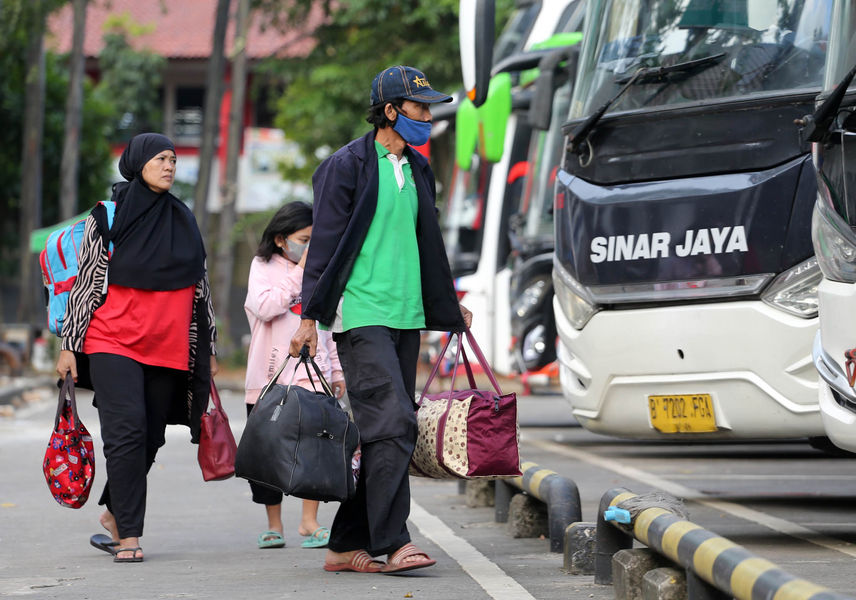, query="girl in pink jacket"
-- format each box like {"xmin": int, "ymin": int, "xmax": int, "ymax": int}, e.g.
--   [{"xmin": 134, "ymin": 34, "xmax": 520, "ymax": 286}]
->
[{"xmin": 244, "ymin": 201, "xmax": 344, "ymax": 549}]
